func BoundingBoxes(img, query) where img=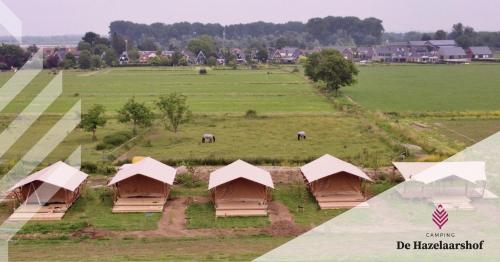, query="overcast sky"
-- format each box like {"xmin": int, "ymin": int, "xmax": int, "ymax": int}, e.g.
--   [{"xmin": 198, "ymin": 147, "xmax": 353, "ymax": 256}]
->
[{"xmin": 1, "ymin": 0, "xmax": 500, "ymax": 36}]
